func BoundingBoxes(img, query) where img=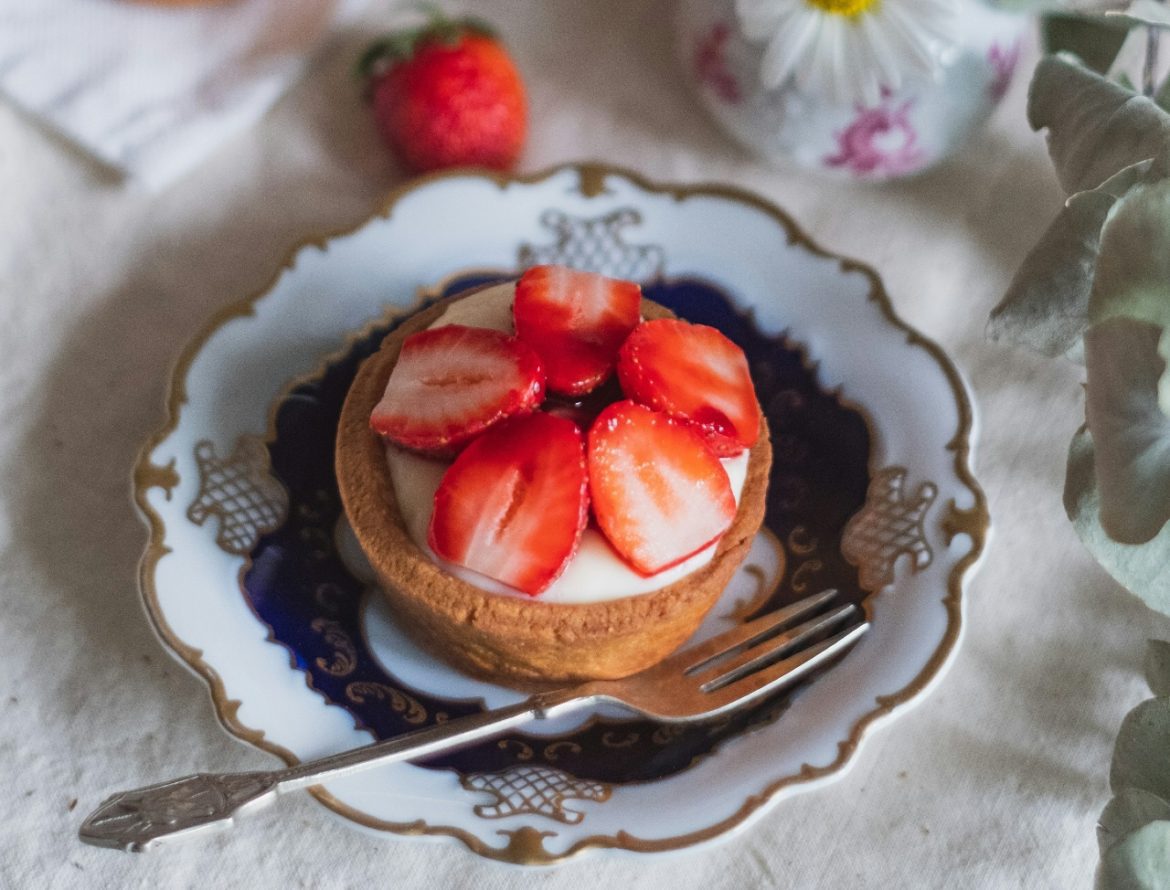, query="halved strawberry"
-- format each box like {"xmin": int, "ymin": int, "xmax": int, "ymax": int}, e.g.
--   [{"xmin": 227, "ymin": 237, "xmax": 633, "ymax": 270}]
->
[
  {"xmin": 587, "ymin": 401, "xmax": 735, "ymax": 576},
  {"xmin": 513, "ymin": 264, "xmax": 641, "ymax": 397},
  {"xmin": 428, "ymin": 412, "xmax": 589, "ymax": 595},
  {"xmin": 371, "ymin": 324, "xmax": 544, "ymax": 454},
  {"xmin": 617, "ymin": 318, "xmax": 760, "ymax": 456}
]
